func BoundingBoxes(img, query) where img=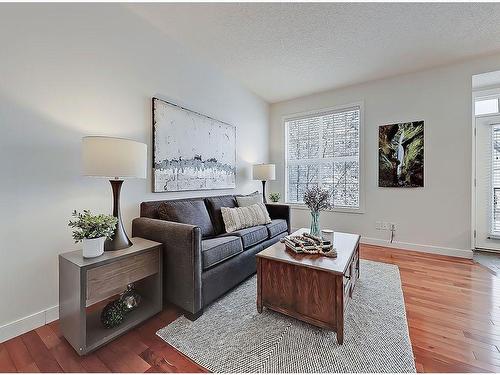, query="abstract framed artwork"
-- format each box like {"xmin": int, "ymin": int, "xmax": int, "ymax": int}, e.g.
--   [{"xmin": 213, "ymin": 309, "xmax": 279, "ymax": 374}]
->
[
  {"xmin": 378, "ymin": 121, "xmax": 424, "ymax": 187},
  {"xmin": 152, "ymin": 97, "xmax": 236, "ymax": 192}
]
